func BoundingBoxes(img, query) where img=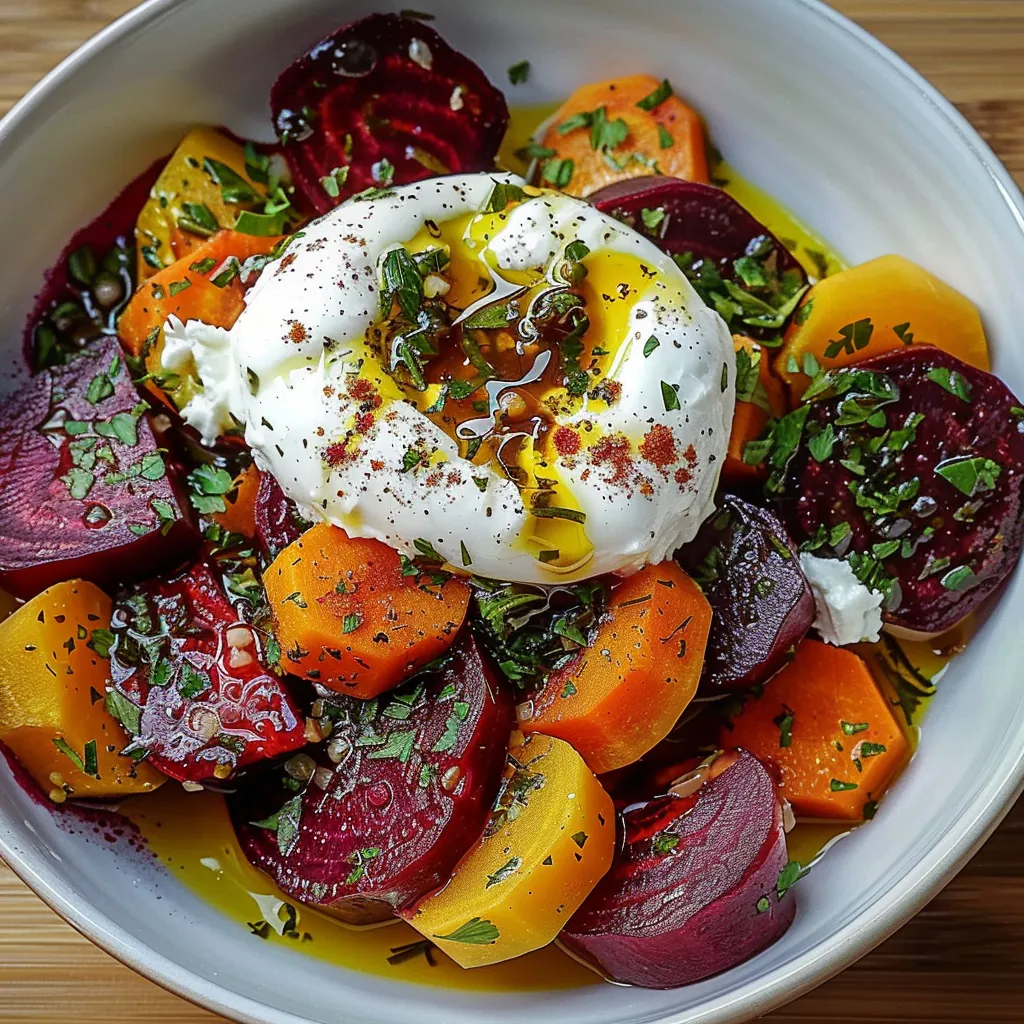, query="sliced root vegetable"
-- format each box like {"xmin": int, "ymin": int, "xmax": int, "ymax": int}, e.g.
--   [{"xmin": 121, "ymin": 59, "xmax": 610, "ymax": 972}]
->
[
  {"xmin": 402, "ymin": 731, "xmax": 614, "ymax": 968},
  {"xmin": 0, "ymin": 338, "xmax": 198, "ymax": 600},
  {"xmin": 777, "ymin": 254, "xmax": 990, "ymax": 399},
  {"xmin": 724, "ymin": 336, "xmax": 787, "ymax": 484},
  {"xmin": 677, "ymin": 496, "xmax": 813, "ymax": 692},
  {"xmin": 722, "ymin": 639, "xmax": 909, "ymax": 820},
  {"xmin": 231, "ymin": 635, "xmax": 512, "ymax": 923},
  {"xmin": 590, "ymin": 176, "xmax": 808, "ymax": 342},
  {"xmin": 0, "ymin": 581, "xmax": 165, "ymax": 799},
  {"xmin": 118, "ymin": 230, "xmax": 283, "ymax": 413},
  {"xmin": 270, "ymin": 13, "xmax": 508, "ymax": 214},
  {"xmin": 210, "ymin": 463, "xmax": 259, "ymax": 539},
  {"xmin": 776, "ymin": 346, "xmax": 1024, "ymax": 637},
  {"xmin": 253, "ymin": 469, "xmax": 310, "ymax": 562},
  {"xmin": 107, "ymin": 559, "xmax": 306, "ymax": 783},
  {"xmin": 518, "ymin": 562, "xmax": 711, "ymax": 774},
  {"xmin": 561, "ymin": 749, "xmax": 794, "ymax": 989},
  {"xmin": 134, "ymin": 128, "xmax": 271, "ymax": 280},
  {"xmin": 538, "ymin": 77, "xmax": 708, "ymax": 198},
  {"xmin": 264, "ymin": 523, "xmax": 470, "ymax": 698}
]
